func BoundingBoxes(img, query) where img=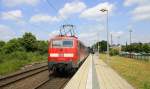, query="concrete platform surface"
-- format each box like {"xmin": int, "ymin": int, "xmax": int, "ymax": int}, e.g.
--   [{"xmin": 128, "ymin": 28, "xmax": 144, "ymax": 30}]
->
[{"xmin": 64, "ymin": 54, "xmax": 134, "ymax": 89}]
